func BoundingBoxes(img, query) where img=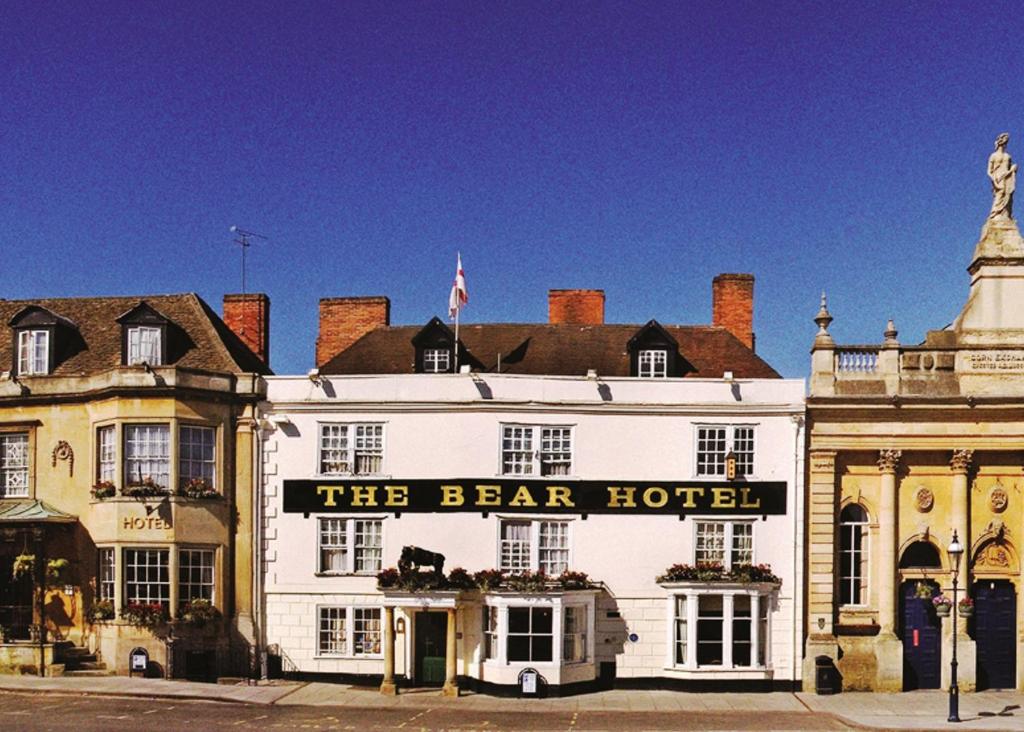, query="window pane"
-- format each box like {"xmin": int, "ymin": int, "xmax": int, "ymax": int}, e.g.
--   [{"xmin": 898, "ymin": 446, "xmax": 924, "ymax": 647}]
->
[
  {"xmin": 674, "ymin": 596, "xmax": 688, "ymax": 665},
  {"xmin": 532, "ymin": 607, "xmax": 553, "ymax": 634},
  {"xmin": 638, "ymin": 349, "xmax": 667, "ymax": 378},
  {"xmin": 507, "ymin": 607, "xmax": 530, "ymax": 634},
  {"xmin": 18, "ymin": 330, "xmax": 49, "ymax": 375},
  {"xmin": 500, "ymin": 520, "xmax": 531, "ymax": 572},
  {"xmin": 732, "ymin": 426, "xmax": 755, "ymax": 476},
  {"xmin": 531, "ymin": 635, "xmax": 553, "ymax": 662},
  {"xmin": 539, "ymin": 427, "xmax": 572, "ymax": 476},
  {"xmin": 0, "ymin": 433, "xmax": 30, "ymax": 498},
  {"xmin": 840, "ymin": 513, "xmax": 868, "ymax": 606},
  {"xmin": 695, "ymin": 522, "xmax": 725, "ymax": 565},
  {"xmin": 124, "ymin": 424, "xmax": 170, "ymax": 489},
  {"xmin": 128, "ymin": 326, "xmax": 162, "ymax": 366},
  {"xmin": 353, "ymin": 608, "xmax": 381, "ymax": 655},
  {"xmin": 97, "ymin": 426, "xmax": 116, "ymax": 483},
  {"xmin": 319, "ymin": 518, "xmax": 347, "ymax": 573},
  {"xmin": 696, "ymin": 595, "xmax": 724, "ymax": 666},
  {"xmin": 98, "ymin": 548, "xmax": 115, "ymax": 602},
  {"xmin": 423, "ymin": 348, "xmax": 450, "ymax": 373},
  {"xmin": 319, "ymin": 424, "xmax": 349, "ymax": 474},
  {"xmin": 501, "ymin": 426, "xmax": 533, "ymax": 475},
  {"xmin": 563, "ymin": 606, "xmax": 586, "ymax": 662},
  {"xmin": 508, "ymin": 634, "xmax": 530, "ymax": 662},
  {"xmin": 178, "ymin": 549, "xmax": 215, "ymax": 604},
  {"xmin": 353, "ymin": 425, "xmax": 383, "ymax": 475},
  {"xmin": 354, "ymin": 520, "xmax": 383, "ymax": 573},
  {"xmin": 483, "ymin": 606, "xmax": 498, "ymax": 660},
  {"xmin": 733, "ymin": 595, "xmax": 752, "ymax": 667},
  {"xmin": 179, "ymin": 425, "xmax": 216, "ymax": 489},
  {"xmin": 731, "ymin": 523, "xmax": 753, "ymax": 566},
  {"xmin": 124, "ymin": 548, "xmax": 170, "ymax": 607},
  {"xmin": 318, "ymin": 607, "xmax": 346, "ymax": 655},
  {"xmin": 696, "ymin": 426, "xmax": 727, "ymax": 476},
  {"xmin": 538, "ymin": 521, "xmax": 569, "ymax": 574}
]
